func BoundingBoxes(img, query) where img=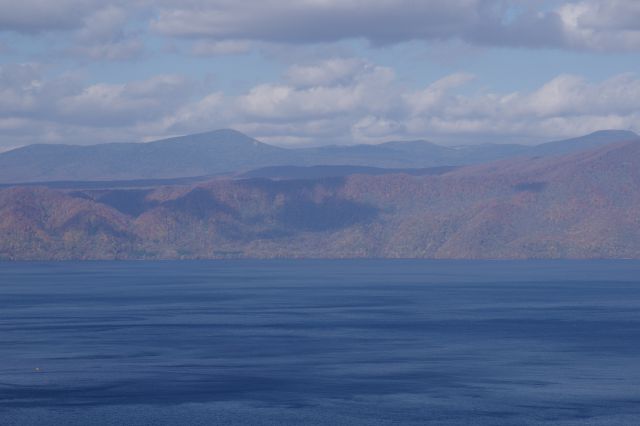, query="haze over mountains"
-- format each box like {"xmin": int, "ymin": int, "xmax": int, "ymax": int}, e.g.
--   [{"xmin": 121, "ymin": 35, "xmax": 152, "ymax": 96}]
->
[
  {"xmin": 1, "ymin": 129, "xmax": 639, "ymax": 260},
  {"xmin": 0, "ymin": 129, "xmax": 636, "ymax": 184}
]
